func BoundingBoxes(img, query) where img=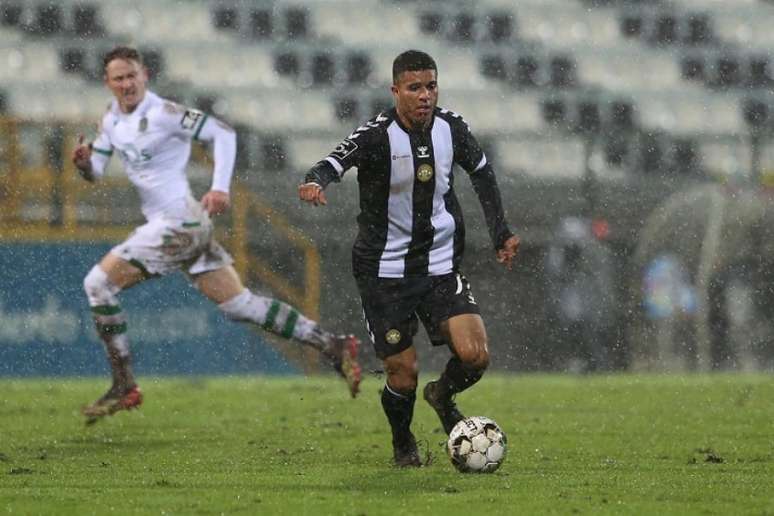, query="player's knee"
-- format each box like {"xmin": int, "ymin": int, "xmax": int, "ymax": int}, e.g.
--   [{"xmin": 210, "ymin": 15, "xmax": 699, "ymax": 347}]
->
[
  {"xmin": 83, "ymin": 265, "xmax": 120, "ymax": 306},
  {"xmin": 456, "ymin": 341, "xmax": 490, "ymax": 371},
  {"xmin": 384, "ymin": 358, "xmax": 418, "ymax": 392},
  {"xmin": 218, "ymin": 289, "xmax": 259, "ymax": 321}
]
